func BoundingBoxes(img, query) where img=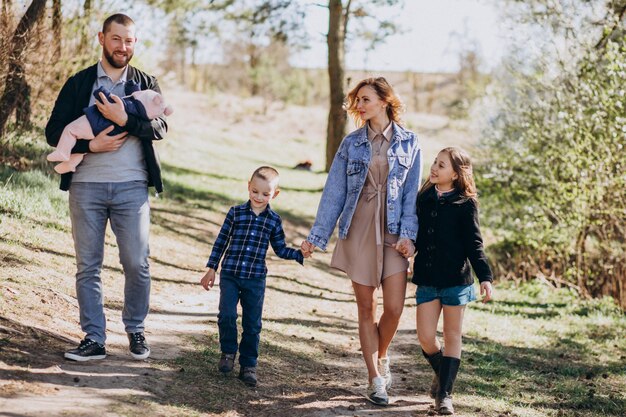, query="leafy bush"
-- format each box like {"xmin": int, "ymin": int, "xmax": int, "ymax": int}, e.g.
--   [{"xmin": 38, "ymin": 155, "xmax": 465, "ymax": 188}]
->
[{"xmin": 479, "ymin": 37, "xmax": 626, "ymax": 309}]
